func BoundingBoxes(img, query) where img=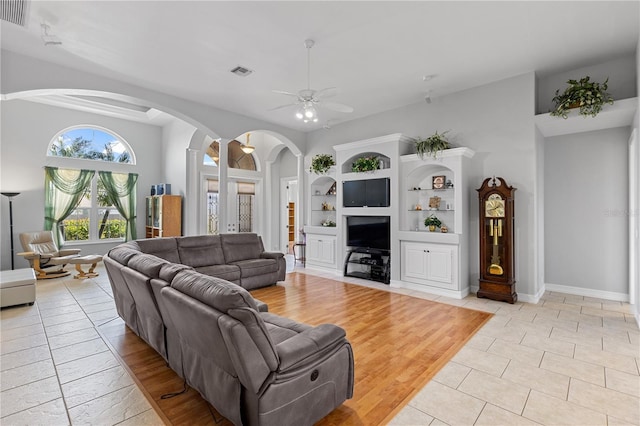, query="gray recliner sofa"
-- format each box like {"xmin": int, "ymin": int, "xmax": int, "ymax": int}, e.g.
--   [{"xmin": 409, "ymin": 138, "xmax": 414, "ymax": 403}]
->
[{"xmin": 103, "ymin": 233, "xmax": 354, "ymax": 424}]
